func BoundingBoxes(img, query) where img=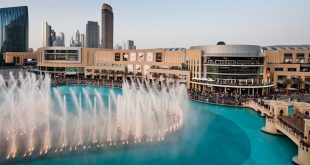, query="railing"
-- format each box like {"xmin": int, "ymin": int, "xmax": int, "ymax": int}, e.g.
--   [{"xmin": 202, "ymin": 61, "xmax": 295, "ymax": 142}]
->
[
  {"xmin": 246, "ymin": 101, "xmax": 271, "ymax": 117},
  {"xmin": 277, "ymin": 120, "xmax": 303, "ymax": 141},
  {"xmin": 191, "ymin": 79, "xmax": 273, "ymax": 87},
  {"xmin": 204, "ymin": 61, "xmax": 263, "ymax": 66}
]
